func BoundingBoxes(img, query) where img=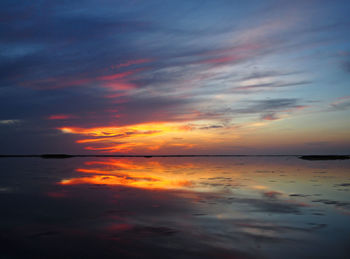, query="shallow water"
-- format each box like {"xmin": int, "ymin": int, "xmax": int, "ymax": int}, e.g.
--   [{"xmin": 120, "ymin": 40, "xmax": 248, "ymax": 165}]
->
[{"xmin": 0, "ymin": 157, "xmax": 349, "ymax": 258}]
